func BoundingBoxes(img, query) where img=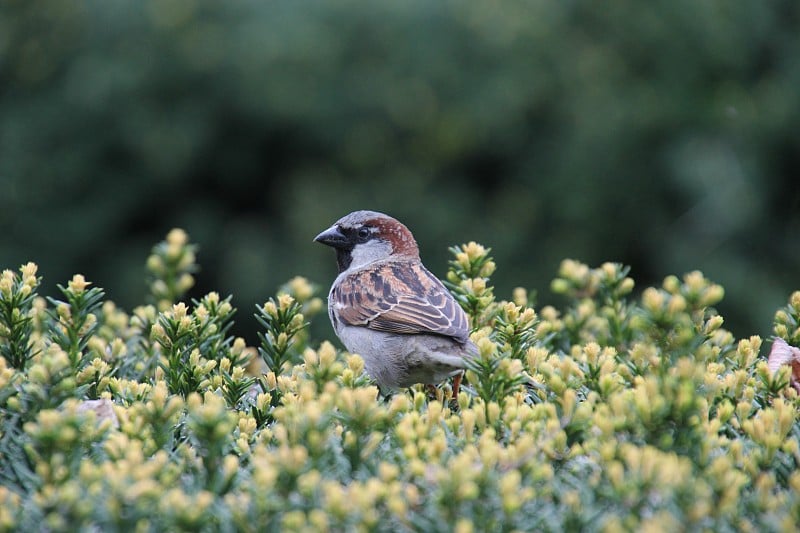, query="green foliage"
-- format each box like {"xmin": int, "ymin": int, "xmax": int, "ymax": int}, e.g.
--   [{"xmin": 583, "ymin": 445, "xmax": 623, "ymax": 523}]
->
[
  {"xmin": 0, "ymin": 264, "xmax": 40, "ymax": 370},
  {"xmin": 146, "ymin": 229, "xmax": 198, "ymax": 312},
  {"xmin": 774, "ymin": 291, "xmax": 800, "ymax": 347},
  {"xmin": 255, "ymin": 295, "xmax": 308, "ymax": 376},
  {"xmin": 46, "ymin": 276, "xmax": 105, "ymax": 370},
  {"xmin": 446, "ymin": 242, "xmax": 497, "ymax": 329},
  {"xmin": 2, "ymin": 230, "xmax": 800, "ymax": 531}
]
